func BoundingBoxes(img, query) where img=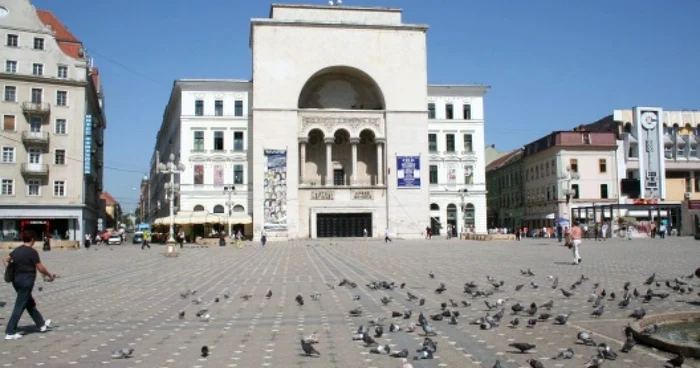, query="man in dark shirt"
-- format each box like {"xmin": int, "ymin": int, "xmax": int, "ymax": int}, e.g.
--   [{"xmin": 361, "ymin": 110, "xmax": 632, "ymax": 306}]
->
[{"xmin": 3, "ymin": 230, "xmax": 55, "ymax": 340}]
